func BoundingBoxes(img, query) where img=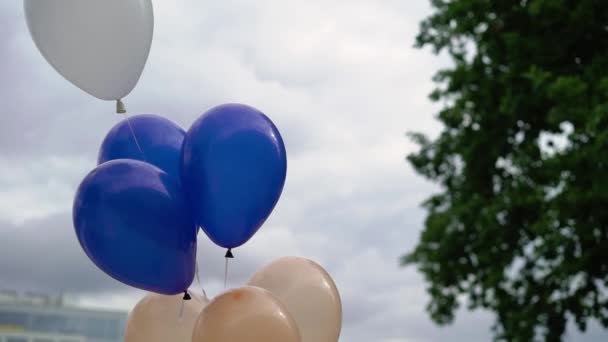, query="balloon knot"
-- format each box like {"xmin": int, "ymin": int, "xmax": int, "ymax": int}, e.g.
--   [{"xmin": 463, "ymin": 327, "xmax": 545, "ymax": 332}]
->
[
  {"xmin": 183, "ymin": 291, "xmax": 191, "ymax": 301},
  {"xmin": 225, "ymin": 249, "xmax": 234, "ymax": 258},
  {"xmin": 116, "ymin": 99, "xmax": 126, "ymax": 114}
]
